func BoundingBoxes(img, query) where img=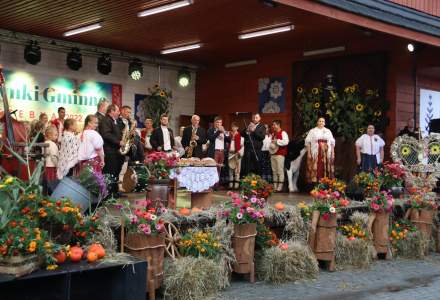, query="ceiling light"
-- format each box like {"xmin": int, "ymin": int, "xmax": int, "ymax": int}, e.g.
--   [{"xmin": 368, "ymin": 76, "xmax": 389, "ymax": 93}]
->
[
  {"xmin": 138, "ymin": 0, "xmax": 192, "ymax": 17},
  {"xmin": 238, "ymin": 24, "xmax": 294, "ymax": 40},
  {"xmin": 24, "ymin": 41, "xmax": 41, "ymax": 65},
  {"xmin": 161, "ymin": 43, "xmax": 201, "ymax": 55},
  {"xmin": 63, "ymin": 23, "xmax": 102, "ymax": 37},
  {"xmin": 303, "ymin": 46, "xmax": 345, "ymax": 57},
  {"xmin": 97, "ymin": 53, "xmax": 112, "ymax": 75},
  {"xmin": 66, "ymin": 48, "xmax": 82, "ymax": 71},
  {"xmin": 177, "ymin": 69, "xmax": 191, "ymax": 87},
  {"xmin": 407, "ymin": 43, "xmax": 415, "ymax": 52},
  {"xmin": 225, "ymin": 60, "xmax": 257, "ymax": 68},
  {"xmin": 129, "ymin": 59, "xmax": 143, "ymax": 80}
]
